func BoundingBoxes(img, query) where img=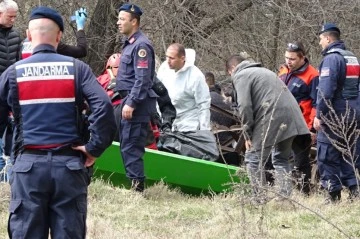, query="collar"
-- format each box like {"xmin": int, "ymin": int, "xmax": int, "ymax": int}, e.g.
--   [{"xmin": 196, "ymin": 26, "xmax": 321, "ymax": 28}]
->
[
  {"xmin": 126, "ymin": 30, "xmax": 142, "ymax": 45},
  {"xmin": 233, "ymin": 61, "xmax": 262, "ymax": 75},
  {"xmin": 322, "ymin": 40, "xmax": 345, "ymax": 55},
  {"xmin": 32, "ymin": 44, "xmax": 57, "ymax": 55},
  {"xmin": 0, "ymin": 24, "xmax": 12, "ymax": 31}
]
